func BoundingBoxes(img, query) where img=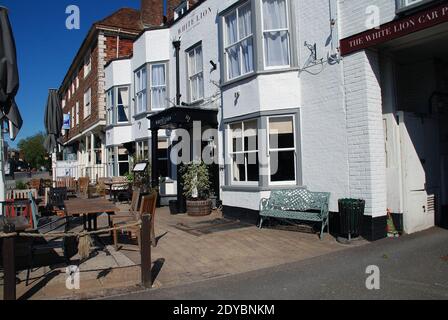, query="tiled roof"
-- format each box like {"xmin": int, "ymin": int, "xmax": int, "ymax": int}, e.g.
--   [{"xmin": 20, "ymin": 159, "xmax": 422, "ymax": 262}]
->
[{"xmin": 95, "ymin": 8, "xmax": 143, "ymax": 32}]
